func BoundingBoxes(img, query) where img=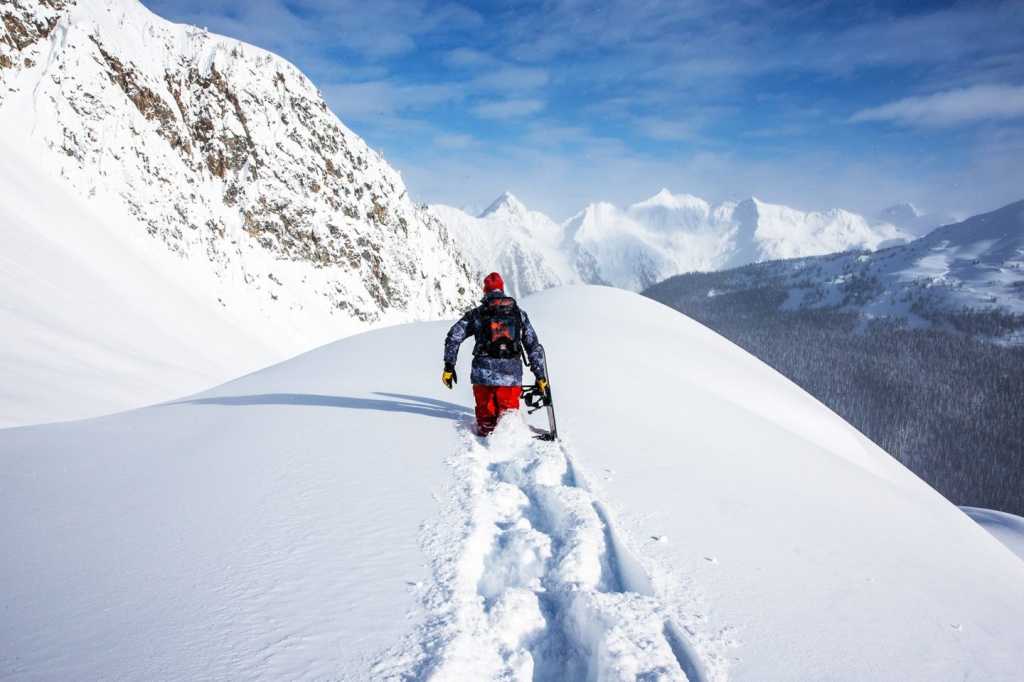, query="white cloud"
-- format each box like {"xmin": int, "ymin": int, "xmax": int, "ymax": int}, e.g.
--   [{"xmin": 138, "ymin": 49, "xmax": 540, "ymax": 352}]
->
[
  {"xmin": 322, "ymin": 81, "xmax": 463, "ymax": 121},
  {"xmin": 850, "ymin": 84, "xmax": 1024, "ymax": 127},
  {"xmin": 444, "ymin": 47, "xmax": 496, "ymax": 68},
  {"xmin": 472, "ymin": 98, "xmax": 546, "ymax": 119},
  {"xmin": 470, "ymin": 66, "xmax": 549, "ymax": 92},
  {"xmin": 434, "ymin": 133, "xmax": 476, "ymax": 149},
  {"xmin": 633, "ymin": 116, "xmax": 698, "ymax": 141}
]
